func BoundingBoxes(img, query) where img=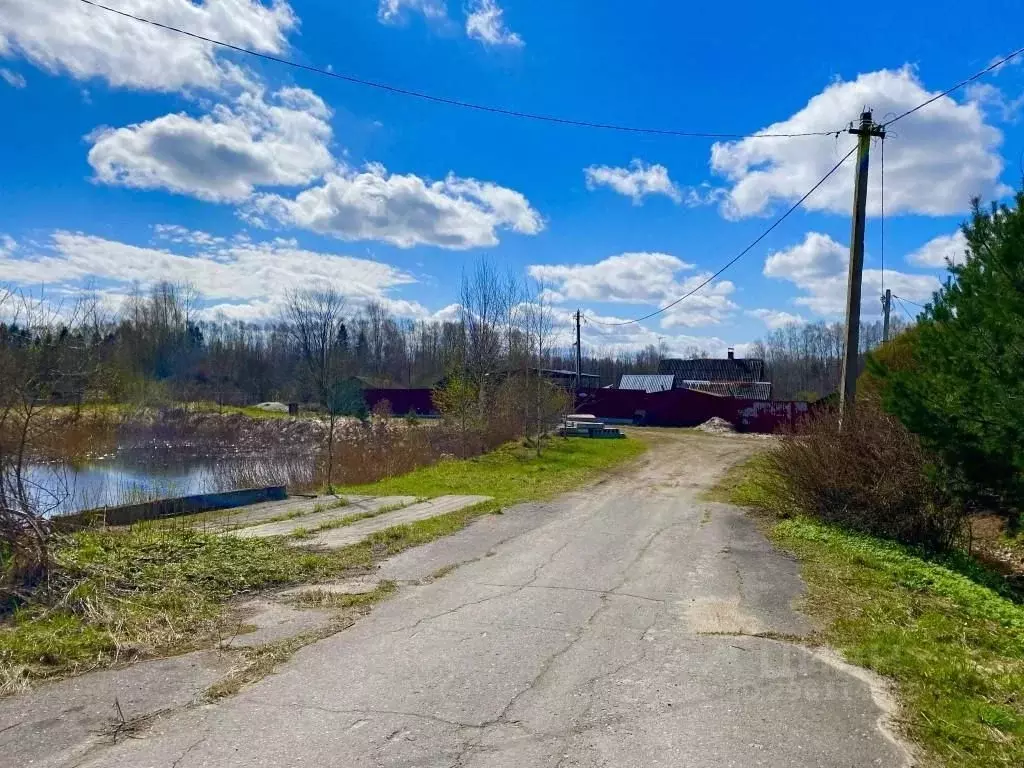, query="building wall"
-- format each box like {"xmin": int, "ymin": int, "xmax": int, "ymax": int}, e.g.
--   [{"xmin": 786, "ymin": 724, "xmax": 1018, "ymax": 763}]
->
[{"xmin": 576, "ymin": 388, "xmax": 809, "ymax": 433}]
